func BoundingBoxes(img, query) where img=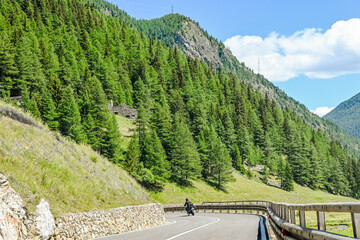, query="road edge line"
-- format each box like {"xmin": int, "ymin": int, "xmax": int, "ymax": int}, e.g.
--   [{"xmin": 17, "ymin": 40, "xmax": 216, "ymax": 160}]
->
[{"xmin": 165, "ymin": 217, "xmax": 220, "ymax": 240}]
